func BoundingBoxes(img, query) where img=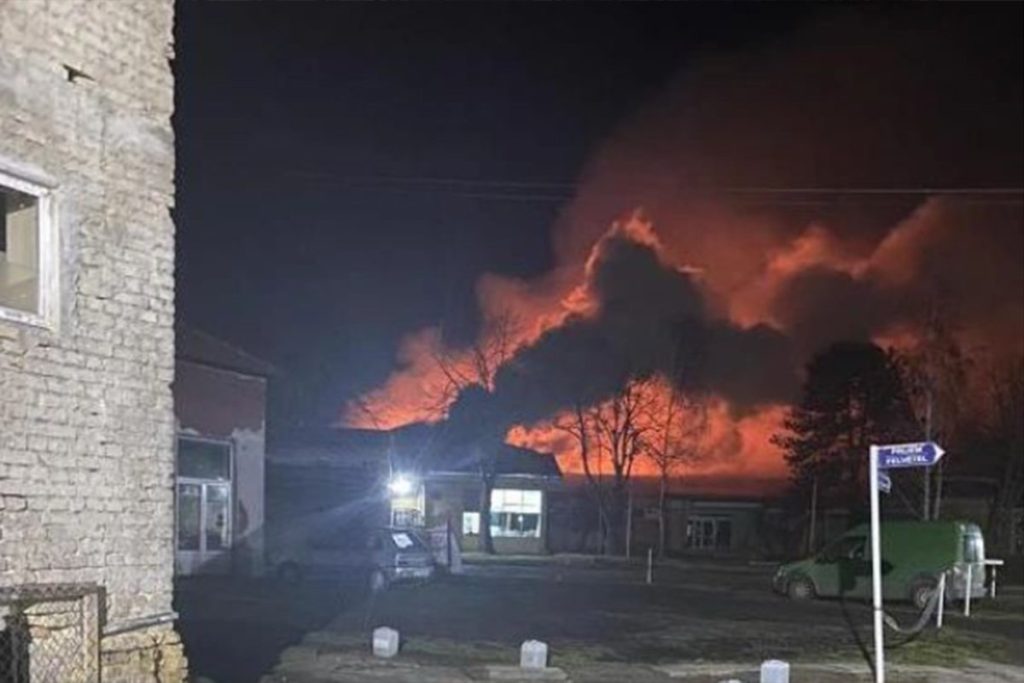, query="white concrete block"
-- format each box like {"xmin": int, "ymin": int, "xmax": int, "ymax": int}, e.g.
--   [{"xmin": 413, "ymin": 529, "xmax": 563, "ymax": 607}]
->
[
  {"xmin": 520, "ymin": 640, "xmax": 548, "ymax": 670},
  {"xmin": 760, "ymin": 659, "xmax": 790, "ymax": 683},
  {"xmin": 372, "ymin": 626, "xmax": 400, "ymax": 658}
]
